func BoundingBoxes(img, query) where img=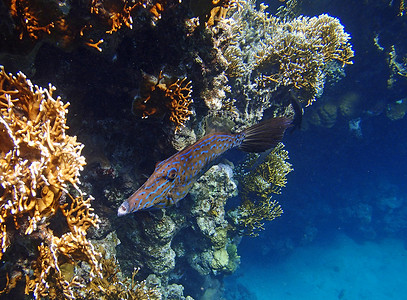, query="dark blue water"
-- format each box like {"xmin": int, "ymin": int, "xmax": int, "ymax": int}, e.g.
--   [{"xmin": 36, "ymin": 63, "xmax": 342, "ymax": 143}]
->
[
  {"xmin": 224, "ymin": 114, "xmax": 407, "ymax": 299},
  {"xmin": 224, "ymin": 1, "xmax": 407, "ymax": 297}
]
